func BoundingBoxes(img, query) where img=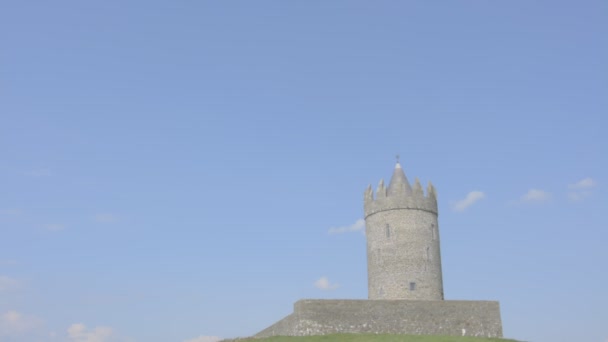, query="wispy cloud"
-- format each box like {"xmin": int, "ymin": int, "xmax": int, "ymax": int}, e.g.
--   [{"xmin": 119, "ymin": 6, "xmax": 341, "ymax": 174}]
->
[
  {"xmin": 67, "ymin": 323, "xmax": 113, "ymax": 342},
  {"xmin": 568, "ymin": 177, "xmax": 597, "ymax": 190},
  {"xmin": 0, "ymin": 209, "xmax": 23, "ymax": 217},
  {"xmin": 568, "ymin": 177, "xmax": 597, "ymax": 201},
  {"xmin": 314, "ymin": 276, "xmax": 339, "ymax": 290},
  {"xmin": 0, "ymin": 311, "xmax": 43, "ymax": 337},
  {"xmin": 519, "ymin": 189, "xmax": 551, "ymax": 203},
  {"xmin": 0, "ymin": 260, "xmax": 18, "ymax": 266},
  {"xmin": 328, "ymin": 219, "xmax": 365, "ymax": 234},
  {"xmin": 568, "ymin": 192, "xmax": 591, "ymax": 201},
  {"xmin": 94, "ymin": 214, "xmax": 117, "ymax": 223},
  {"xmin": 0, "ymin": 276, "xmax": 20, "ymax": 292},
  {"xmin": 43, "ymin": 224, "xmax": 66, "ymax": 232},
  {"xmin": 183, "ymin": 336, "xmax": 222, "ymax": 342},
  {"xmin": 25, "ymin": 169, "xmax": 52, "ymax": 177},
  {"xmin": 451, "ymin": 191, "xmax": 485, "ymax": 212}
]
